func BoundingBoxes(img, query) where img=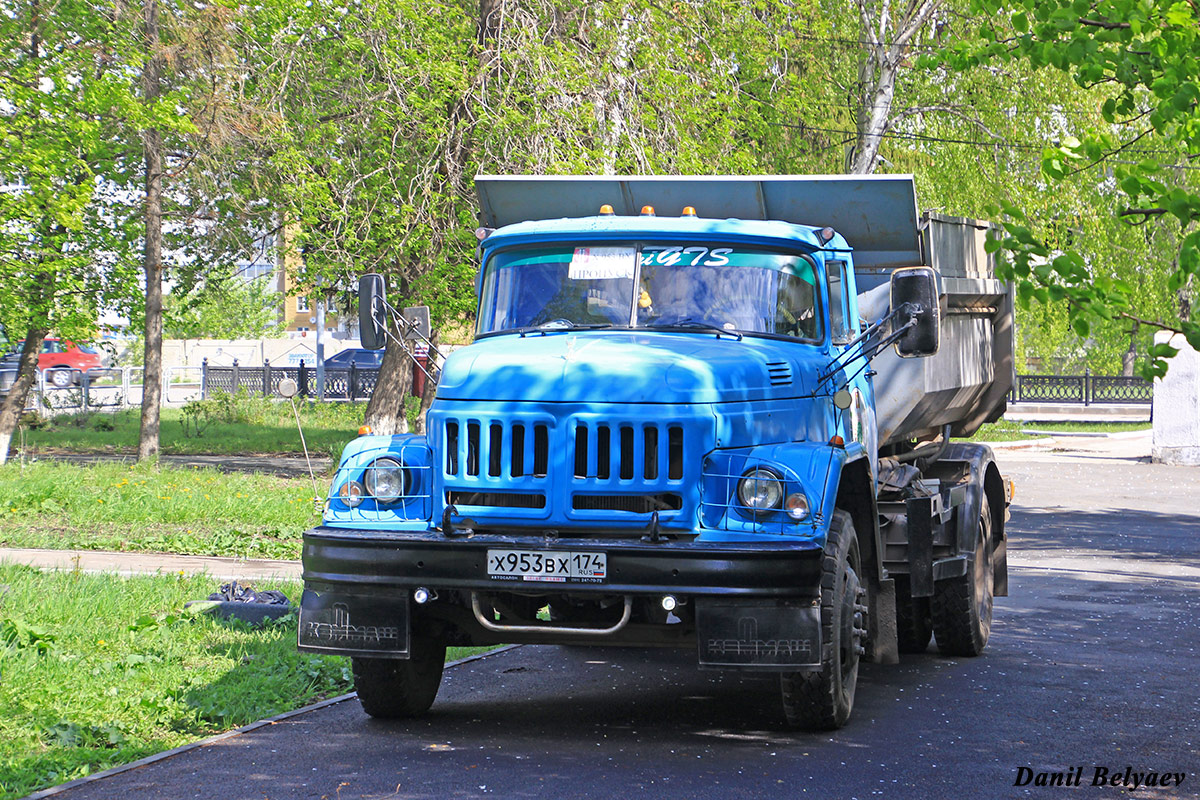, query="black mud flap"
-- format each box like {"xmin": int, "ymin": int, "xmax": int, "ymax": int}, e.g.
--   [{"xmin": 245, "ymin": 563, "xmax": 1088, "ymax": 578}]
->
[
  {"xmin": 297, "ymin": 589, "xmax": 410, "ymax": 658},
  {"xmin": 696, "ymin": 600, "xmax": 821, "ymax": 670}
]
